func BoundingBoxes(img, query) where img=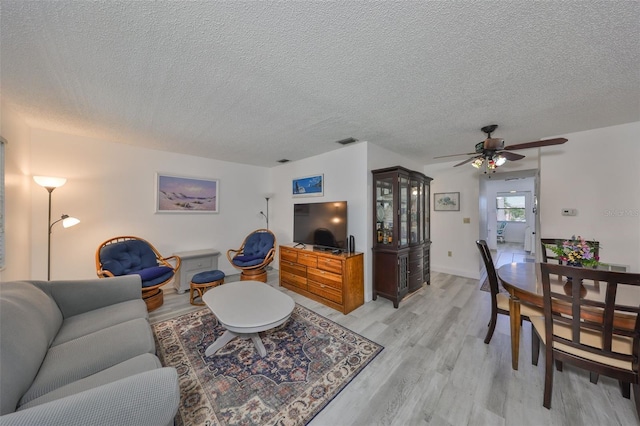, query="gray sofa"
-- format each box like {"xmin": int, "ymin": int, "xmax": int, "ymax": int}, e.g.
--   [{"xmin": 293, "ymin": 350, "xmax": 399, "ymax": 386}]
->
[{"xmin": 0, "ymin": 275, "xmax": 180, "ymax": 426}]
